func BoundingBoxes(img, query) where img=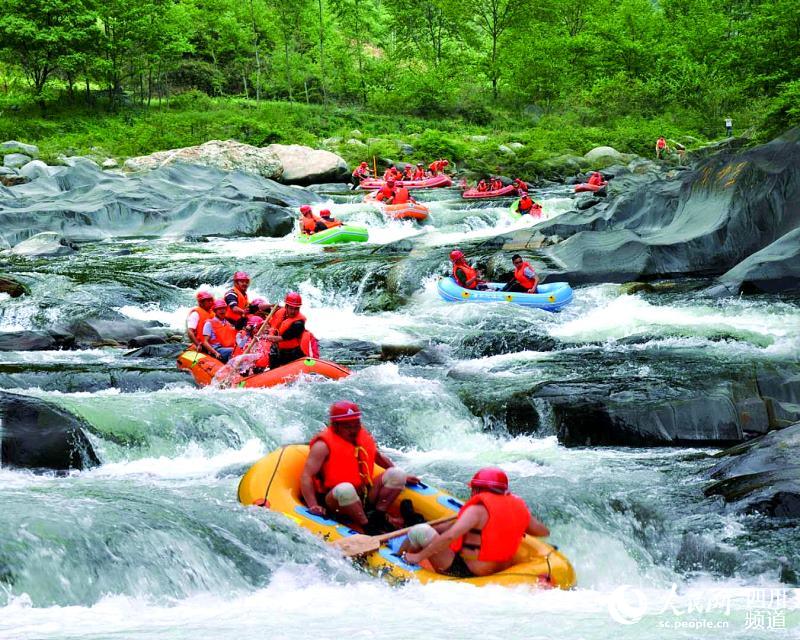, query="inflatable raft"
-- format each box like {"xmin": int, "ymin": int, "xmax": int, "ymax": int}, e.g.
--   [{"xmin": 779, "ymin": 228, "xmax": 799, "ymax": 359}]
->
[
  {"xmin": 437, "ymin": 277, "xmax": 573, "ymax": 311},
  {"xmin": 238, "ymin": 445, "xmax": 576, "ymax": 589},
  {"xmin": 297, "ymin": 225, "xmax": 369, "ymax": 245},
  {"xmin": 176, "ymin": 350, "xmax": 351, "ymax": 388},
  {"xmin": 509, "ymin": 198, "xmax": 542, "ymax": 219},
  {"xmin": 360, "ymin": 175, "xmax": 452, "ymax": 190},
  {"xmin": 574, "ymin": 182, "xmax": 606, "ymax": 193},
  {"xmin": 462, "ymin": 185, "xmax": 518, "ymax": 199},
  {"xmin": 365, "ymin": 193, "xmax": 429, "ymax": 221}
]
